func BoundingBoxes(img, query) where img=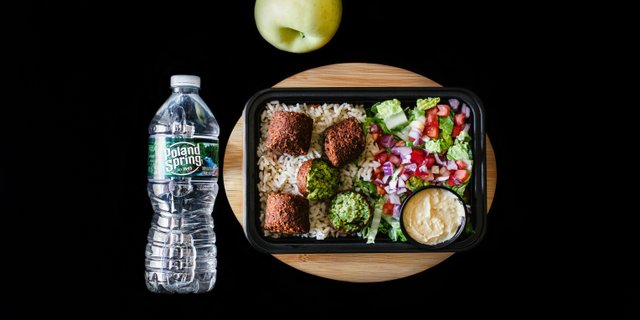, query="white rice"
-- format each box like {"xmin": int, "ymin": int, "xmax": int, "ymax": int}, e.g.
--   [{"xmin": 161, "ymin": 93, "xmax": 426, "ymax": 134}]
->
[{"xmin": 257, "ymin": 101, "xmax": 379, "ymax": 240}]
